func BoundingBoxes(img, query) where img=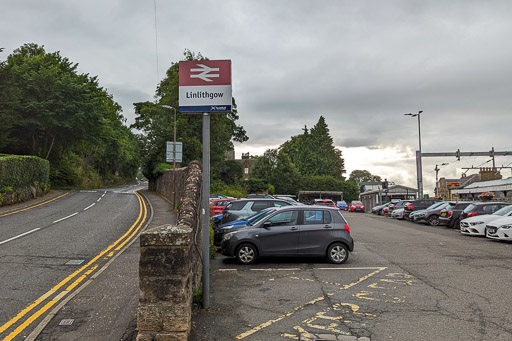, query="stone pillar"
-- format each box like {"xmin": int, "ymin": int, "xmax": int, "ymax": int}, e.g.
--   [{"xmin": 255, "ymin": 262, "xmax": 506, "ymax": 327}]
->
[{"xmin": 137, "ymin": 225, "xmax": 194, "ymax": 341}]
